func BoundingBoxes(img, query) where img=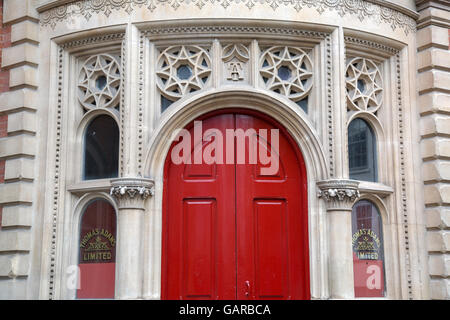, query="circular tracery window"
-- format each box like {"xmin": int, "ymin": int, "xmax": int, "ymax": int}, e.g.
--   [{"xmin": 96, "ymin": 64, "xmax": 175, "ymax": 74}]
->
[
  {"xmin": 78, "ymin": 54, "xmax": 121, "ymax": 110},
  {"xmin": 346, "ymin": 58, "xmax": 383, "ymax": 113},
  {"xmin": 156, "ymin": 45, "xmax": 212, "ymax": 101},
  {"xmin": 260, "ymin": 46, "xmax": 313, "ymax": 102}
]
